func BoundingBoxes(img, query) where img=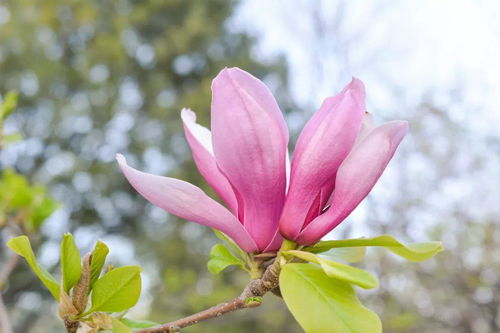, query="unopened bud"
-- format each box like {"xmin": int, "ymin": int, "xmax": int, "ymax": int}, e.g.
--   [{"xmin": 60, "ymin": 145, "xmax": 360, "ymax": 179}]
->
[
  {"xmin": 58, "ymin": 288, "xmax": 79, "ymax": 319},
  {"xmin": 72, "ymin": 253, "xmax": 92, "ymax": 313}
]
